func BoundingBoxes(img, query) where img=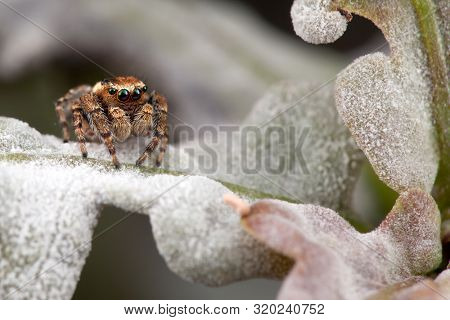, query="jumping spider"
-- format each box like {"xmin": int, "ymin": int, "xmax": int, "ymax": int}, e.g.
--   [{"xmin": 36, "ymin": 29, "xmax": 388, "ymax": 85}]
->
[{"xmin": 55, "ymin": 76, "xmax": 168, "ymax": 168}]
